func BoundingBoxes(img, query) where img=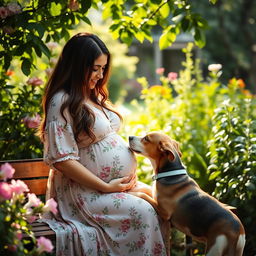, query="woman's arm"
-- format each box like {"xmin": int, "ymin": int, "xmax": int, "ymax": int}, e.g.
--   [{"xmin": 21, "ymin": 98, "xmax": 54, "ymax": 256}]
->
[{"xmin": 54, "ymin": 159, "xmax": 136, "ymax": 193}]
